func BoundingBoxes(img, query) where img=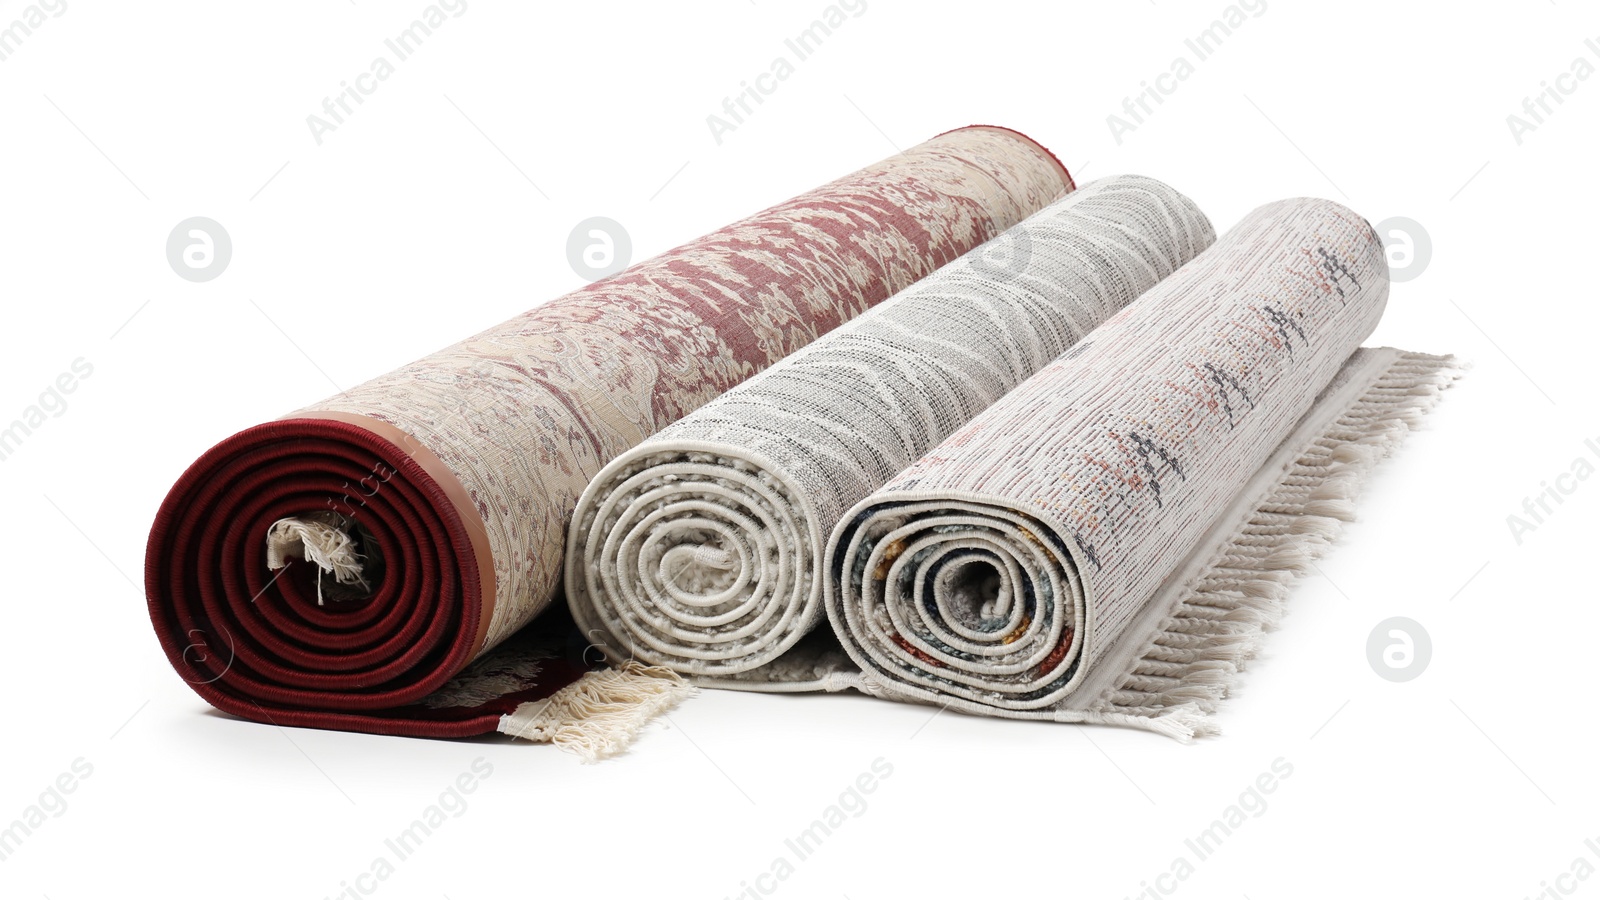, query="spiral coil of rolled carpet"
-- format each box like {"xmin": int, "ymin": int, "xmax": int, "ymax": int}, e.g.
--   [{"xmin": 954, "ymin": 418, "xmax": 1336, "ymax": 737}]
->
[{"xmin": 144, "ymin": 125, "xmax": 1073, "ymax": 757}]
